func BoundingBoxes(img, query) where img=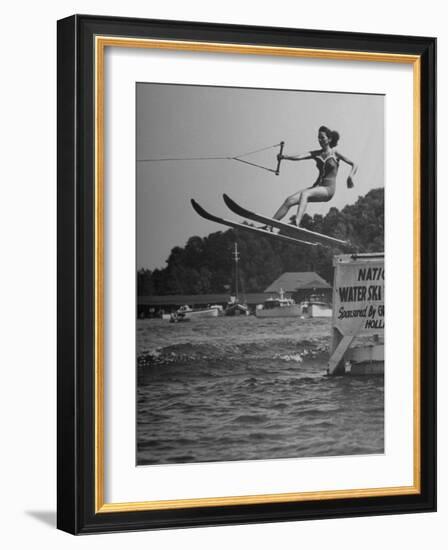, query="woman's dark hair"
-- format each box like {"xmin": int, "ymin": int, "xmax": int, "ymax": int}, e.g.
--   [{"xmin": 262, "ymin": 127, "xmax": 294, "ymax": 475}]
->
[{"xmin": 319, "ymin": 125, "xmax": 340, "ymax": 147}]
